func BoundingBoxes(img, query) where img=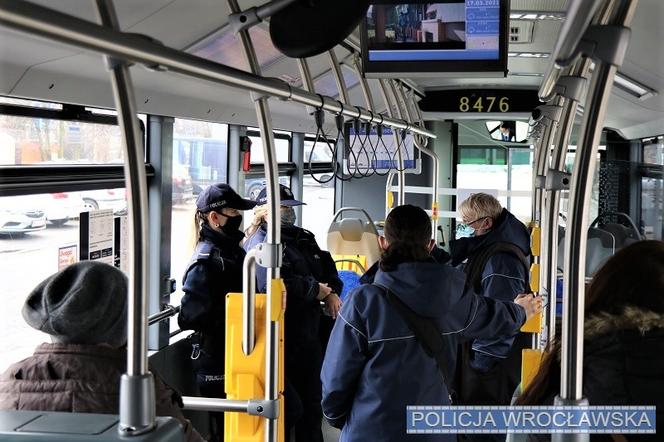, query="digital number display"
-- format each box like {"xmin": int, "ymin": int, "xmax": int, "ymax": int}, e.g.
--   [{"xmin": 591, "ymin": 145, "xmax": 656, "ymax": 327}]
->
[{"xmin": 418, "ymin": 89, "xmax": 541, "ymax": 114}]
